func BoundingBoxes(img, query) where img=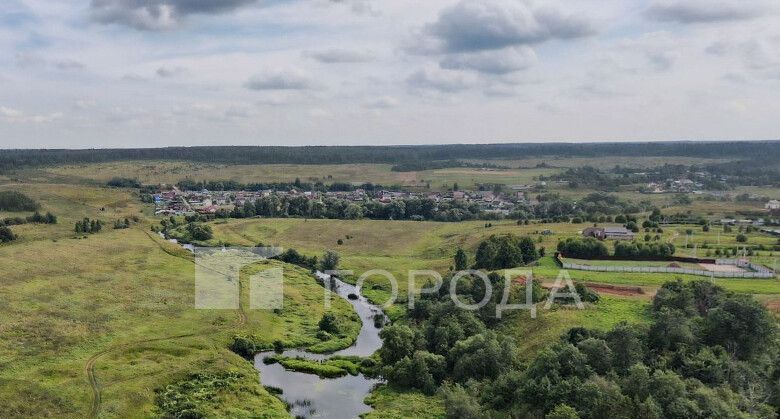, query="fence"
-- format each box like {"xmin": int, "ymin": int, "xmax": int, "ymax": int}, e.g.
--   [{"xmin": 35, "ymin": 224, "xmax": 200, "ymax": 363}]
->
[{"xmin": 560, "ymin": 261, "xmax": 776, "ymax": 279}]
